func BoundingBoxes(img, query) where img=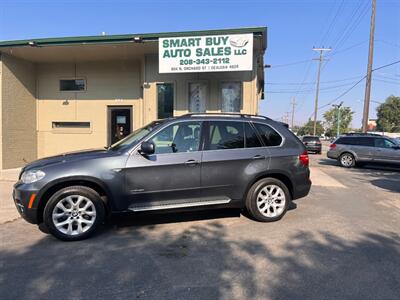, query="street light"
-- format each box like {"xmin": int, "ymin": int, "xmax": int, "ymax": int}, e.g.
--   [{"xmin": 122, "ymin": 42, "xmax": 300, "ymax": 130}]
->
[{"xmin": 332, "ymin": 101, "xmax": 344, "ymax": 137}]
